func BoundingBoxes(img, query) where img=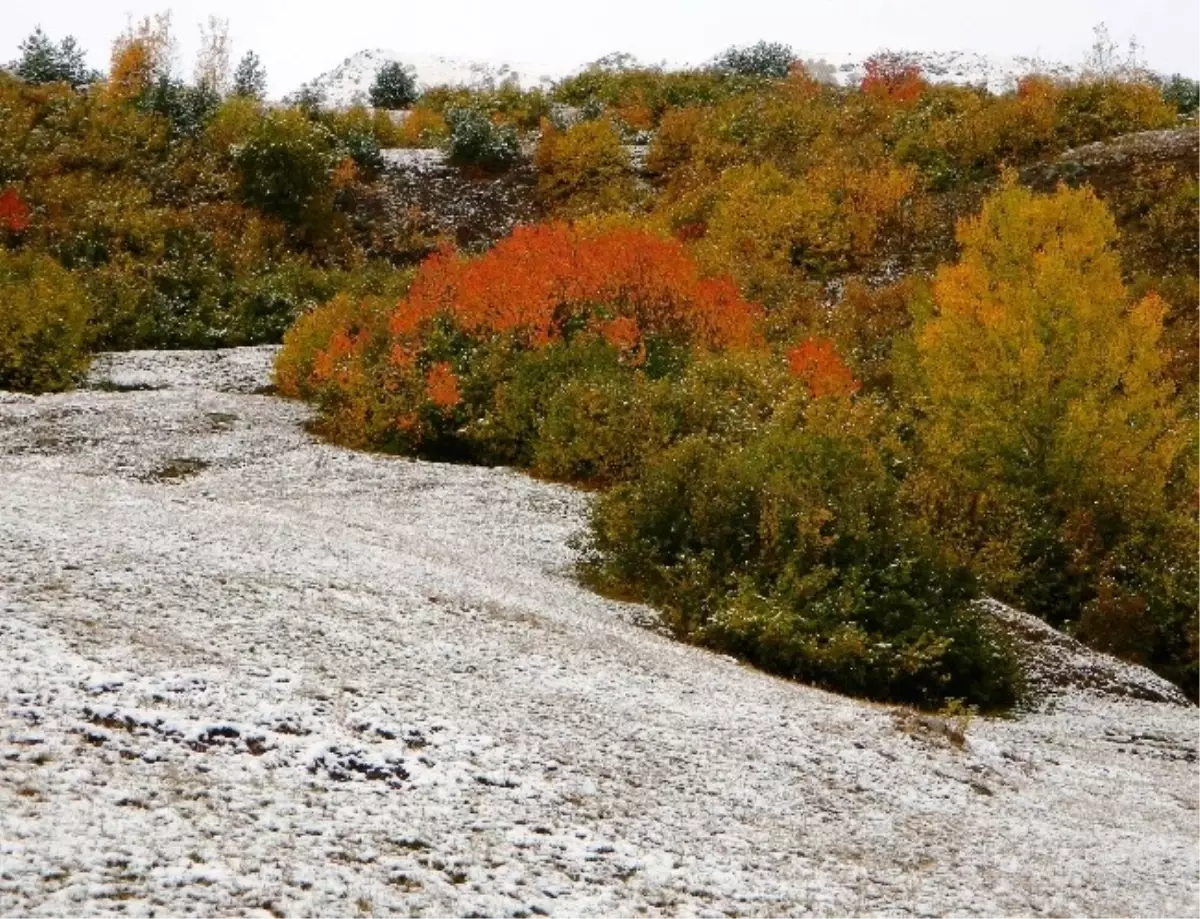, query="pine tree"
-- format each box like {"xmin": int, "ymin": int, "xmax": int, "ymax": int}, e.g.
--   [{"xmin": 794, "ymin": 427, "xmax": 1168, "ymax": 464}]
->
[
  {"xmin": 369, "ymin": 61, "xmax": 418, "ymax": 110},
  {"xmin": 232, "ymin": 51, "xmax": 267, "ymax": 100},
  {"xmin": 11, "ymin": 27, "xmax": 94, "ymax": 88},
  {"xmin": 713, "ymin": 41, "xmax": 795, "ymax": 79}
]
